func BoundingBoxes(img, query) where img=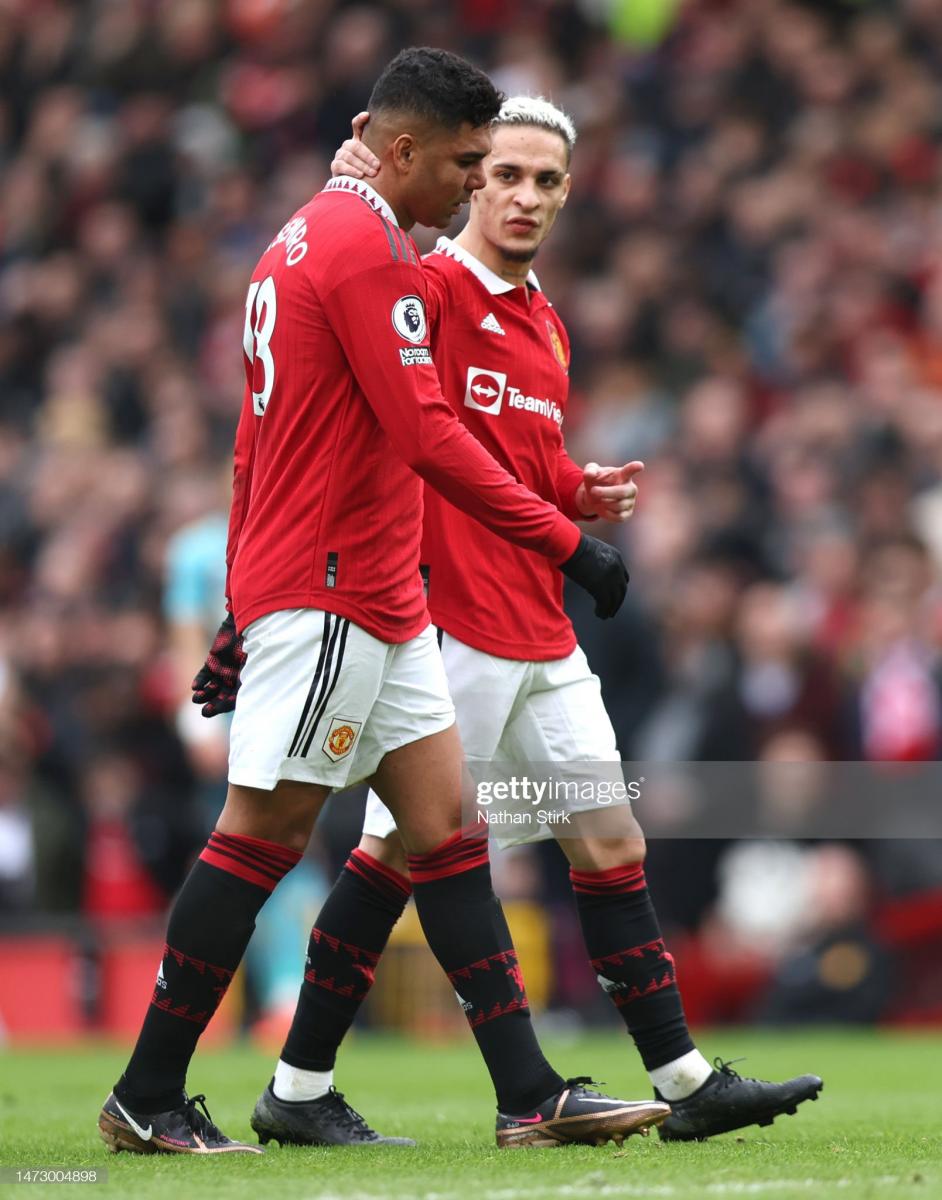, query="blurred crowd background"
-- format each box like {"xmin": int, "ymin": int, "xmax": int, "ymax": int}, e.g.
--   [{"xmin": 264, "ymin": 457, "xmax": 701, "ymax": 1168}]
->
[{"xmin": 1, "ymin": 0, "xmax": 941, "ymax": 1042}]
